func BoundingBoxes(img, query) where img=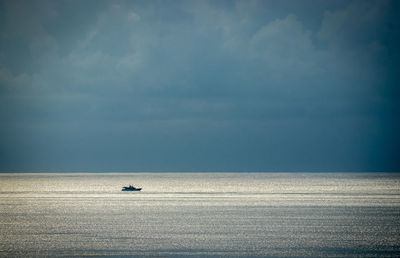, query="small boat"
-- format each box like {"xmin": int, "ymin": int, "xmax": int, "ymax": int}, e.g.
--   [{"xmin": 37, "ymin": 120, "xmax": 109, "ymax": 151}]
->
[{"xmin": 122, "ymin": 185, "xmax": 142, "ymax": 191}]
